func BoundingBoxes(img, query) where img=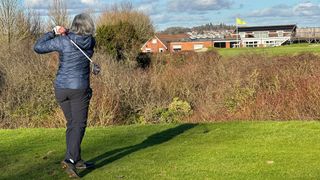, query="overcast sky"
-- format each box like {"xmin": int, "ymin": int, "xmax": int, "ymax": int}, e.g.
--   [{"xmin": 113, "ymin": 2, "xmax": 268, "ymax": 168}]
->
[{"xmin": 22, "ymin": 0, "xmax": 320, "ymax": 30}]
